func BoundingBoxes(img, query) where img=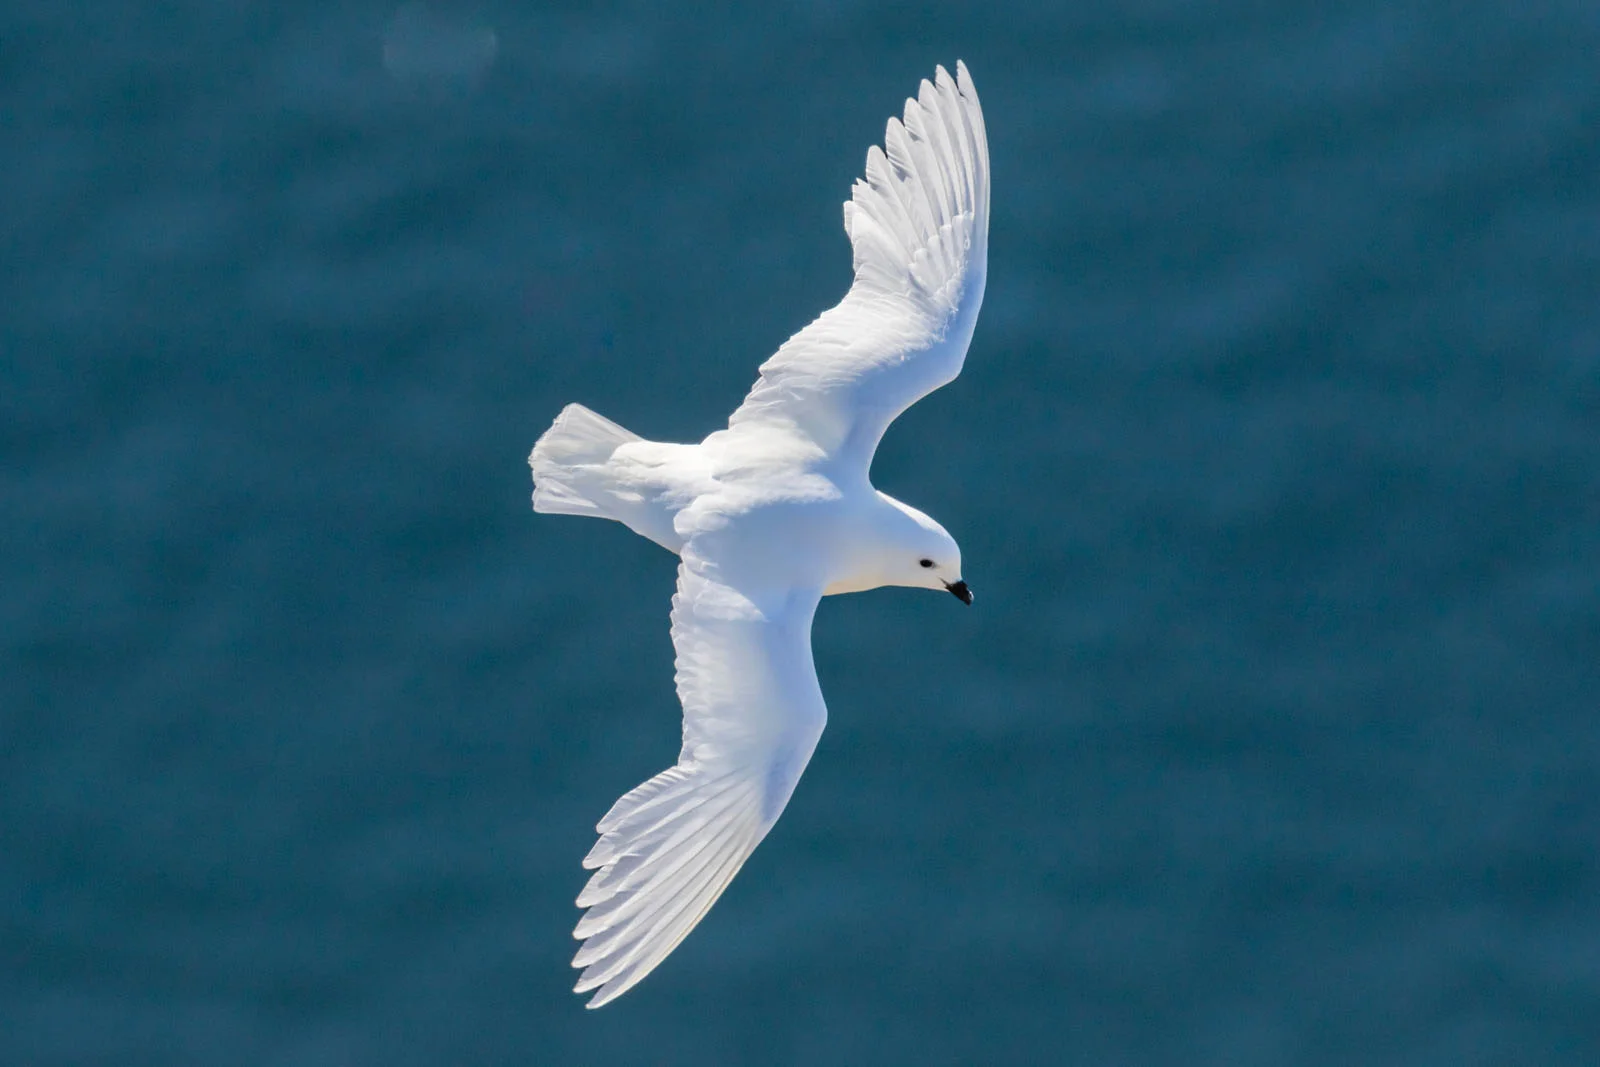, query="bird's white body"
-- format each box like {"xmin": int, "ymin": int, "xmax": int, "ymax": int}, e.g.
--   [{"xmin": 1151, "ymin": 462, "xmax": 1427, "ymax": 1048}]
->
[{"xmin": 528, "ymin": 62, "xmax": 989, "ymax": 1008}]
